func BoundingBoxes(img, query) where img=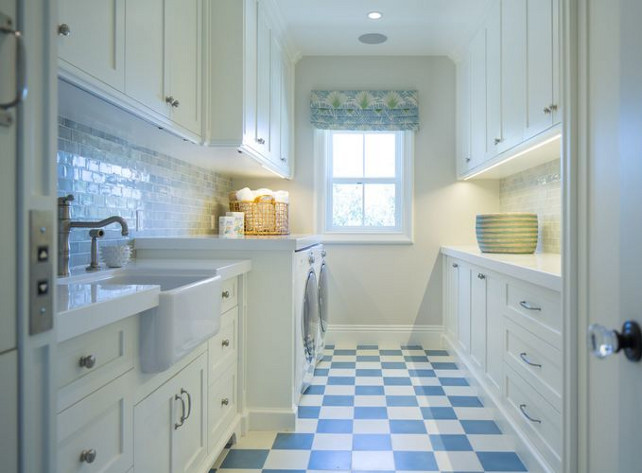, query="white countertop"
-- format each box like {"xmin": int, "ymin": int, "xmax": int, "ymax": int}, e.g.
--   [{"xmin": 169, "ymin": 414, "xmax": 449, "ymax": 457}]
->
[
  {"xmin": 134, "ymin": 234, "xmax": 322, "ymax": 252},
  {"xmin": 56, "ymin": 259, "xmax": 251, "ymax": 342},
  {"xmin": 441, "ymin": 246, "xmax": 562, "ymax": 292}
]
